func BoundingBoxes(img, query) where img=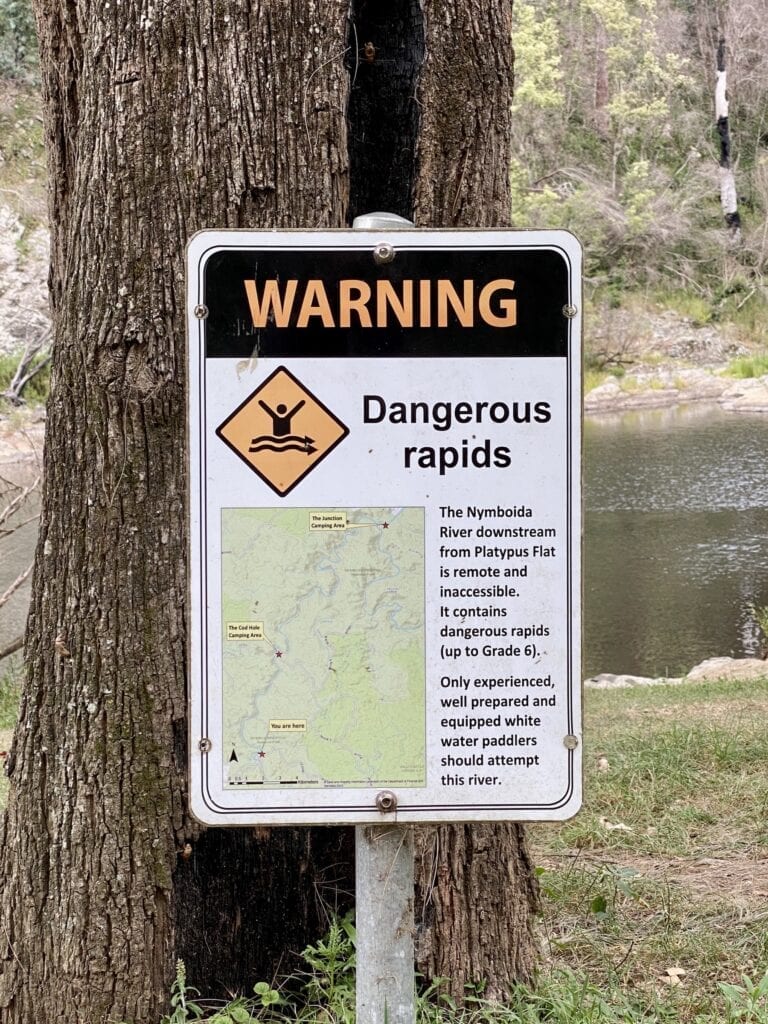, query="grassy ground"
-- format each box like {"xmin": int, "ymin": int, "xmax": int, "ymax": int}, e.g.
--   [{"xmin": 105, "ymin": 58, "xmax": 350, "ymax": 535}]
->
[
  {"xmin": 1, "ymin": 673, "xmax": 767, "ymax": 1021},
  {"xmin": 530, "ymin": 677, "xmax": 768, "ymax": 1023}
]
